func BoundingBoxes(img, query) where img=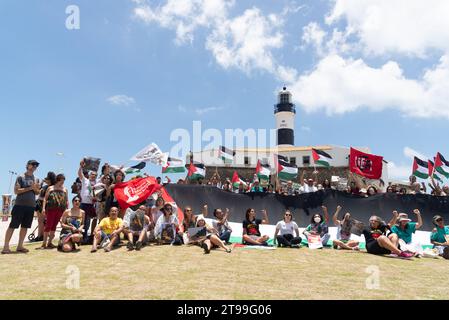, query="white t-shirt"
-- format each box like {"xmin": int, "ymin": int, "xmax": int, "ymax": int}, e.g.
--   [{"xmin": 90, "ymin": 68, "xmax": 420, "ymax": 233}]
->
[
  {"xmin": 80, "ymin": 177, "xmax": 96, "ymax": 204},
  {"xmin": 276, "ymin": 220, "xmax": 299, "ymax": 236},
  {"xmin": 151, "ymin": 206, "xmax": 164, "ymax": 226},
  {"xmin": 300, "ymin": 184, "xmax": 317, "ymax": 193}
]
